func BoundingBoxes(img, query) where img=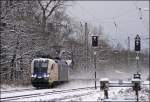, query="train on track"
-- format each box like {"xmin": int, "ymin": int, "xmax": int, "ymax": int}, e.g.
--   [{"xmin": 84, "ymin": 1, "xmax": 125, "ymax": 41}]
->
[{"xmin": 31, "ymin": 57, "xmax": 71, "ymax": 88}]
